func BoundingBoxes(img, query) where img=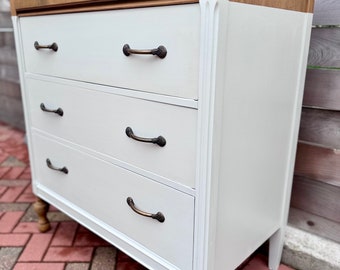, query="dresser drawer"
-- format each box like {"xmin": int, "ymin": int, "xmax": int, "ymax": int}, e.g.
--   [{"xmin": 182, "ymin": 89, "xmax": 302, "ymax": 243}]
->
[
  {"xmin": 26, "ymin": 78, "xmax": 197, "ymax": 188},
  {"xmin": 32, "ymin": 133, "xmax": 194, "ymax": 270},
  {"xmin": 19, "ymin": 4, "xmax": 200, "ymax": 99}
]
